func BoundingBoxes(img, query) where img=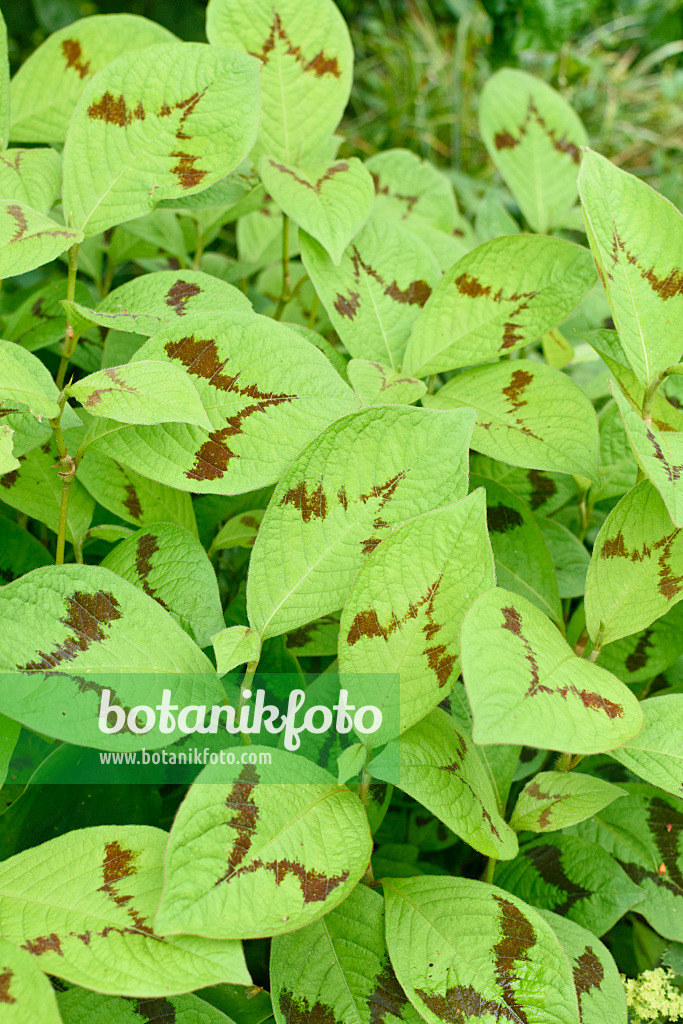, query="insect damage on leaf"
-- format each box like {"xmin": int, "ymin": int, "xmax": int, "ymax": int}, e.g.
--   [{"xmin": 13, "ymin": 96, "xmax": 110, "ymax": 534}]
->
[
  {"xmin": 251, "ymin": 12, "xmax": 341, "ymax": 78},
  {"xmin": 524, "ymin": 844, "xmax": 592, "ymax": 912},
  {"xmin": 494, "ymin": 97, "xmax": 581, "ymax": 163}
]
